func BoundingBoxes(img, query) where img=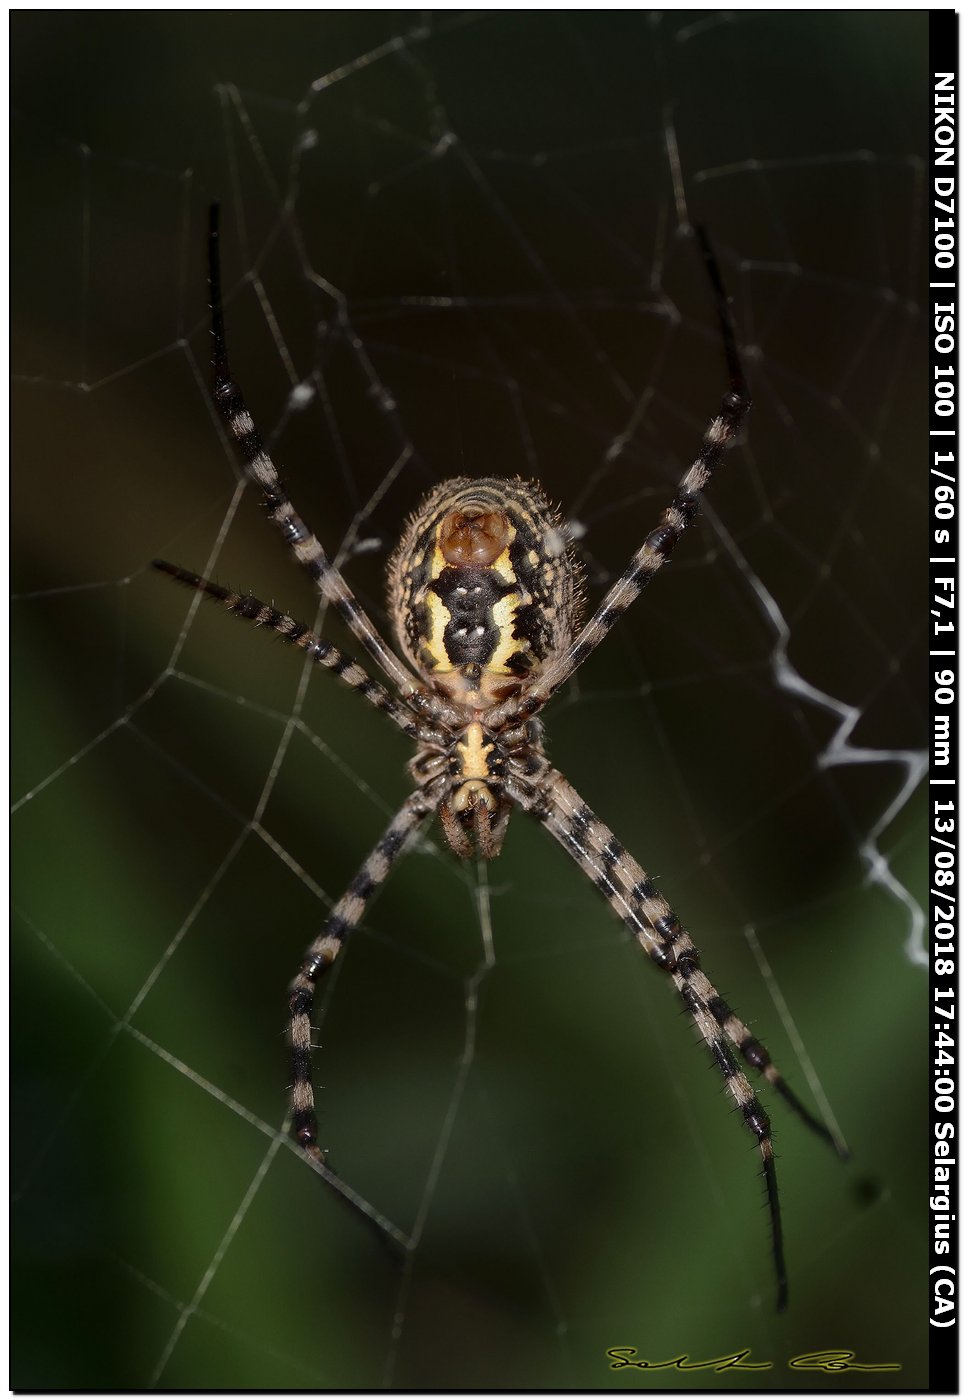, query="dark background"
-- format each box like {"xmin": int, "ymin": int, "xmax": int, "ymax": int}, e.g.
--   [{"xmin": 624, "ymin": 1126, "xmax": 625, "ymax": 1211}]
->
[{"xmin": 12, "ymin": 10, "xmax": 928, "ymax": 1389}]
